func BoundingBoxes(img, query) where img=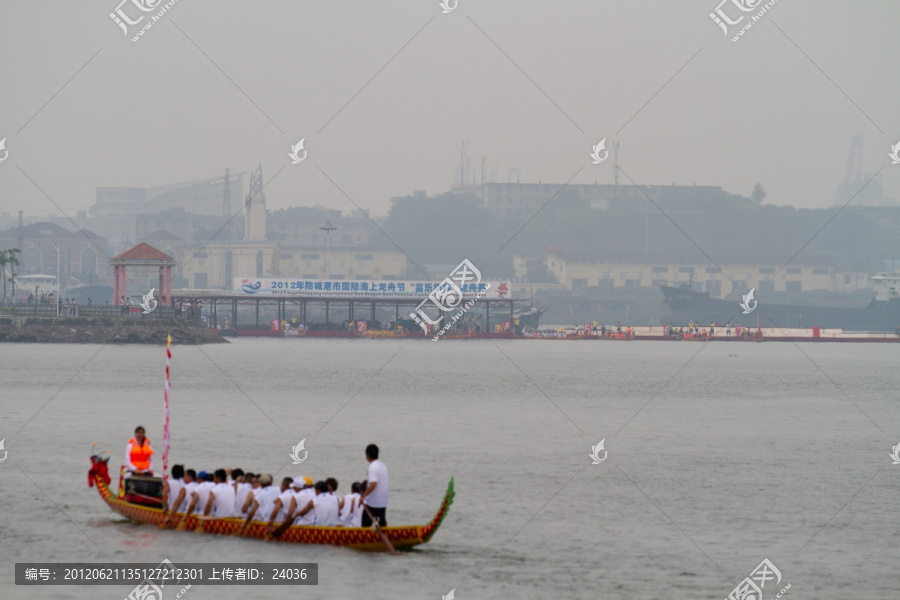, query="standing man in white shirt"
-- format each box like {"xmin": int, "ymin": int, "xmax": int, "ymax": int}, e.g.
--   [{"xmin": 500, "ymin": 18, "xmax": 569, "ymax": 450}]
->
[{"xmin": 359, "ymin": 444, "xmax": 389, "ymax": 527}]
